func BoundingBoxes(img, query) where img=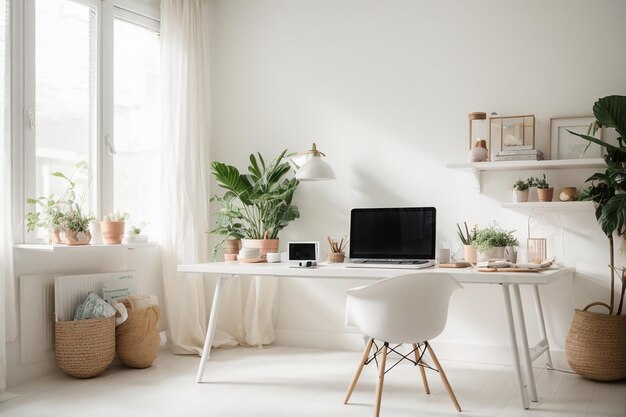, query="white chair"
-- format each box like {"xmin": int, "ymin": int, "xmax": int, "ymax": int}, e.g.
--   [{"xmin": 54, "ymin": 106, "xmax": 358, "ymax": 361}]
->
[{"xmin": 344, "ymin": 273, "xmax": 463, "ymax": 417}]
